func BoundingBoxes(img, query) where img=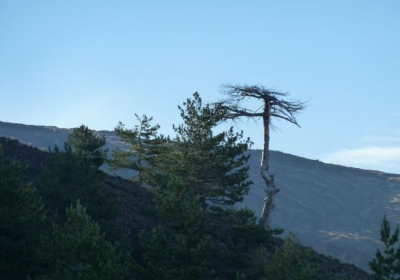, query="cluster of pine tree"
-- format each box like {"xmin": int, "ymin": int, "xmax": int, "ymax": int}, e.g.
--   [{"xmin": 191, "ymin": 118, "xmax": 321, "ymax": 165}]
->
[
  {"xmin": 0, "ymin": 125, "xmax": 133, "ymax": 280},
  {"xmin": 1, "ymin": 92, "xmax": 327, "ymax": 280}
]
